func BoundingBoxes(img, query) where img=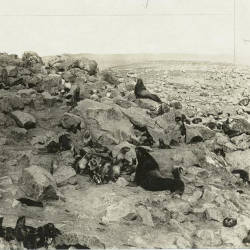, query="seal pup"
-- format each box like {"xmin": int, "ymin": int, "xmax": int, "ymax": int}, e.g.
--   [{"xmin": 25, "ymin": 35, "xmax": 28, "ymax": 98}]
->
[
  {"xmin": 135, "ymin": 147, "xmax": 185, "ymax": 194},
  {"xmin": 134, "ymin": 78, "xmax": 162, "ymax": 103}
]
